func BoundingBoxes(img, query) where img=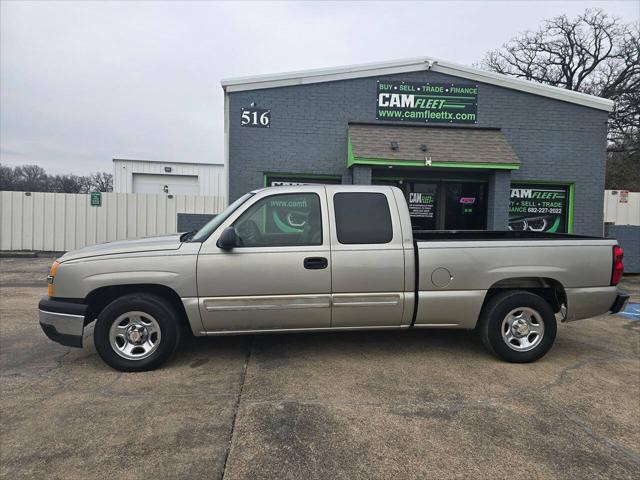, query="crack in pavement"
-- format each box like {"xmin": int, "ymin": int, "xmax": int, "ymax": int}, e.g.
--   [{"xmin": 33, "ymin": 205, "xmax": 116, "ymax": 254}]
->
[
  {"xmin": 507, "ymin": 353, "xmax": 640, "ymax": 466},
  {"xmin": 219, "ymin": 336, "xmax": 254, "ymax": 480},
  {"xmin": 563, "ymin": 411, "xmax": 640, "ymax": 465},
  {"xmin": 229, "ymin": 352, "xmax": 640, "ymax": 468}
]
